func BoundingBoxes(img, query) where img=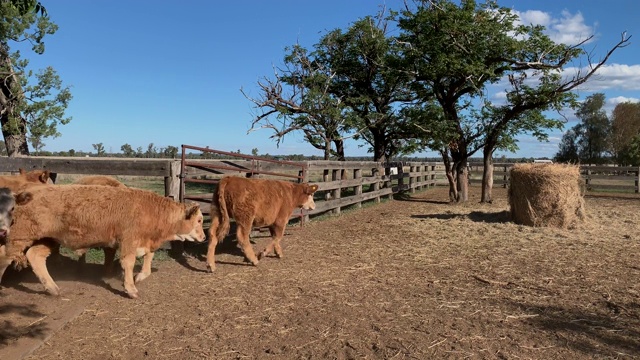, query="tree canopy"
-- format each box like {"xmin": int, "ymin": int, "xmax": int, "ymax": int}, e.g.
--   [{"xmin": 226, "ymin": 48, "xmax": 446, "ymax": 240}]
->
[
  {"xmin": 0, "ymin": 0, "xmax": 72, "ymax": 156},
  {"xmin": 246, "ymin": 0, "xmax": 630, "ymax": 202}
]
